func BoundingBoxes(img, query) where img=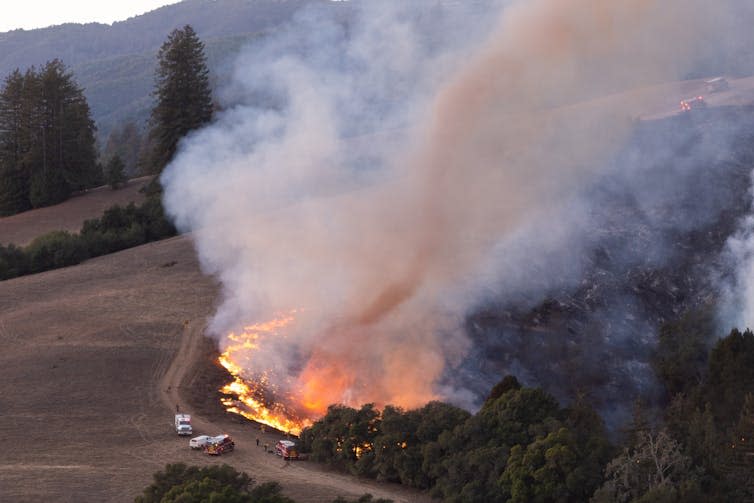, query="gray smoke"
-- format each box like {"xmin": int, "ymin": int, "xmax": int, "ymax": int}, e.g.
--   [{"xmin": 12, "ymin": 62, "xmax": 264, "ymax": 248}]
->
[{"xmin": 162, "ymin": 0, "xmax": 750, "ymax": 415}]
